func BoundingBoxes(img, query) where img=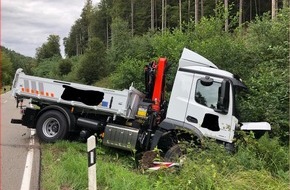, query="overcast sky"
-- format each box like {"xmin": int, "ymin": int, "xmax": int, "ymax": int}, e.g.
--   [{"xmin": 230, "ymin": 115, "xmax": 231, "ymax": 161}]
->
[{"xmin": 2, "ymin": 0, "xmax": 100, "ymax": 58}]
